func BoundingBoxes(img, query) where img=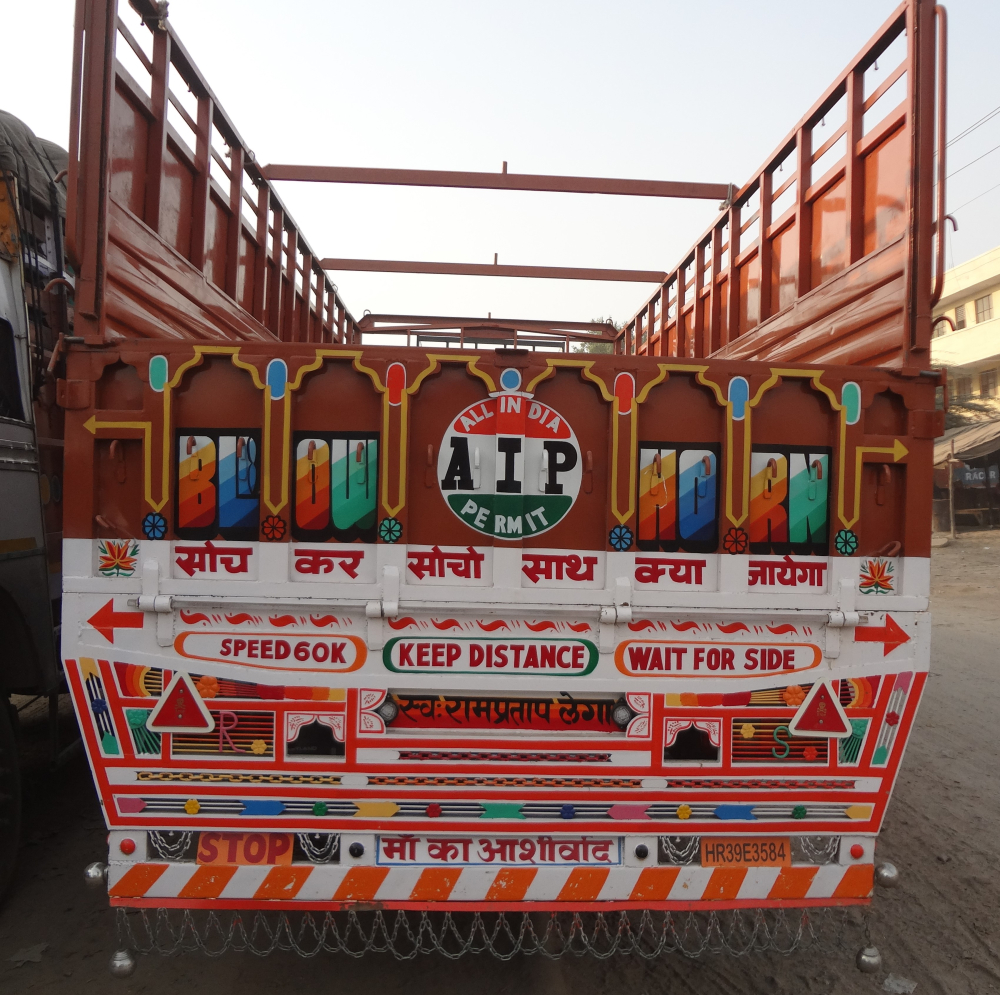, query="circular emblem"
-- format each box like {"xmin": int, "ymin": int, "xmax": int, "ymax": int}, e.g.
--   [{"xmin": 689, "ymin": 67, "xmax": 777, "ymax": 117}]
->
[{"xmin": 438, "ymin": 390, "xmax": 582, "ymax": 539}]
